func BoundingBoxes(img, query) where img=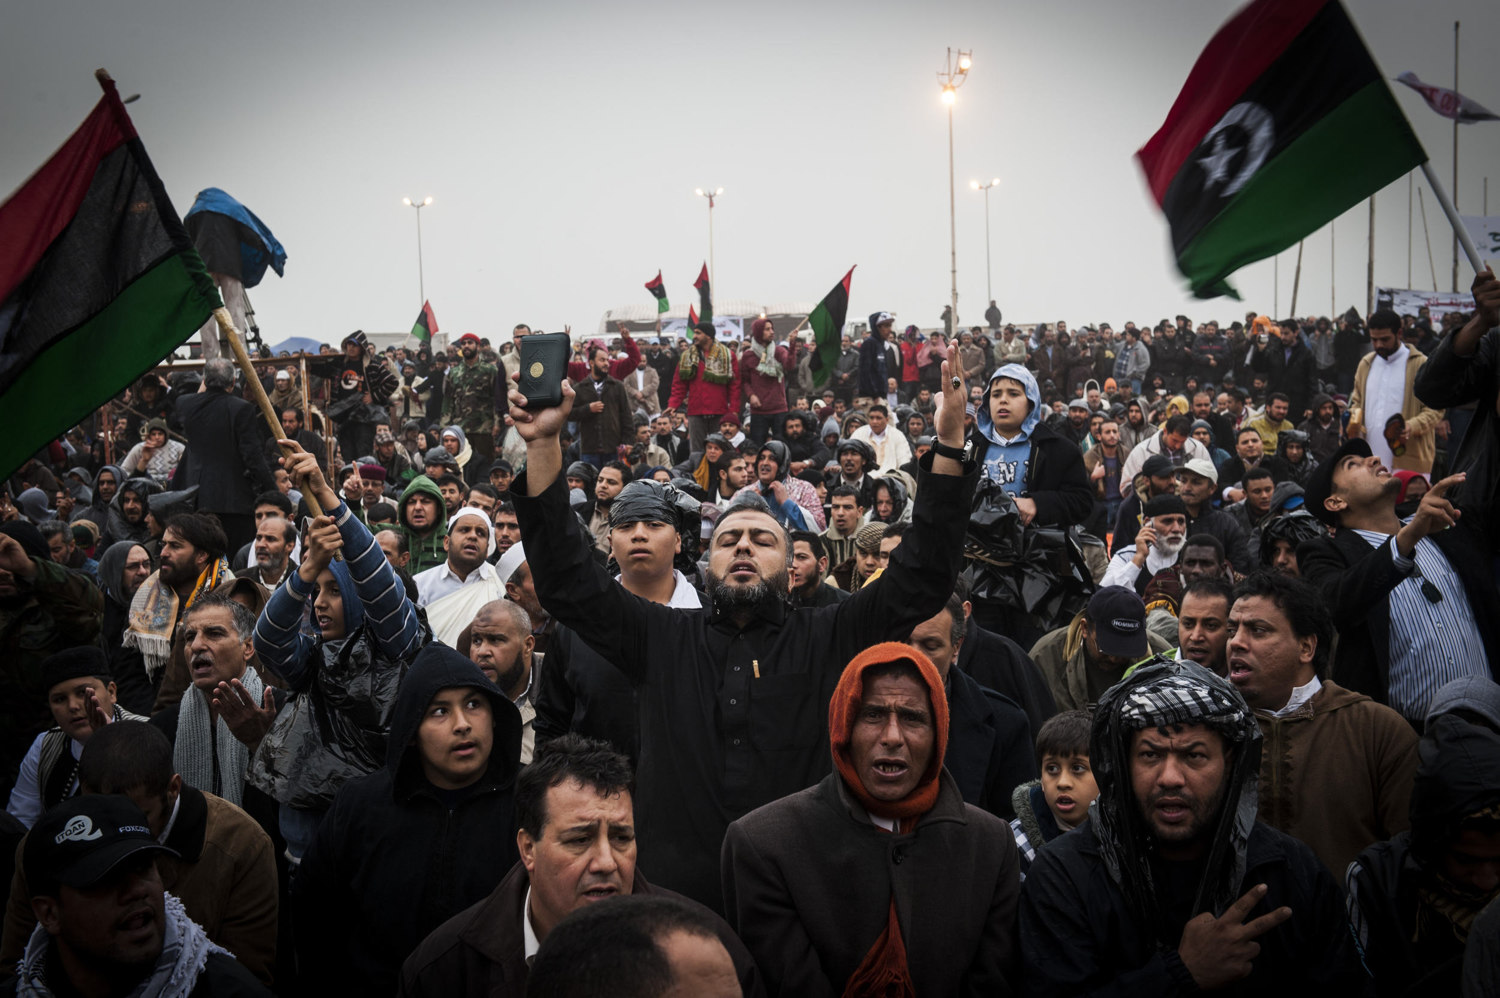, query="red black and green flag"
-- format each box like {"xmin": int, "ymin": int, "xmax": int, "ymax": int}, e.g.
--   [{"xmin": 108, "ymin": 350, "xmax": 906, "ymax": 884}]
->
[
  {"xmin": 411, "ymin": 300, "xmax": 438, "ymax": 342},
  {"xmin": 693, "ymin": 263, "xmax": 712, "ymax": 322},
  {"xmin": 0, "ymin": 73, "xmax": 220, "ymax": 477},
  {"xmin": 1137, "ymin": 0, "xmax": 1426, "ymax": 299},
  {"xmin": 644, "ymin": 271, "xmax": 669, "ymax": 313},
  {"xmin": 807, "ymin": 266, "xmax": 855, "ymax": 388},
  {"xmin": 687, "ymin": 304, "xmax": 699, "ymax": 329}
]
